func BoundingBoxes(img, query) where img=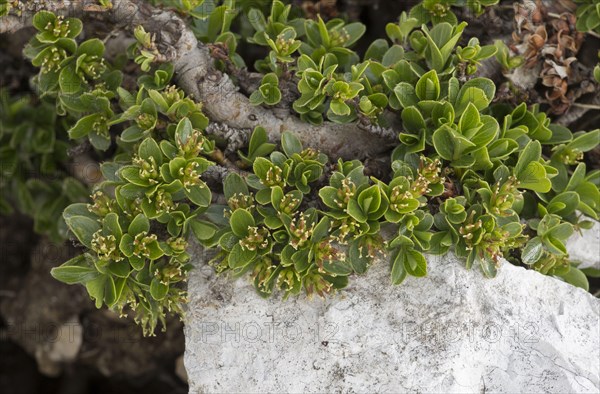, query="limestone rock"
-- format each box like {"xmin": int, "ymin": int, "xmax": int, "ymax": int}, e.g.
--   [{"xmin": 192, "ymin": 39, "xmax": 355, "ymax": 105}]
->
[
  {"xmin": 184, "ymin": 250, "xmax": 600, "ymax": 393},
  {"xmin": 567, "ymin": 219, "xmax": 600, "ymax": 270}
]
